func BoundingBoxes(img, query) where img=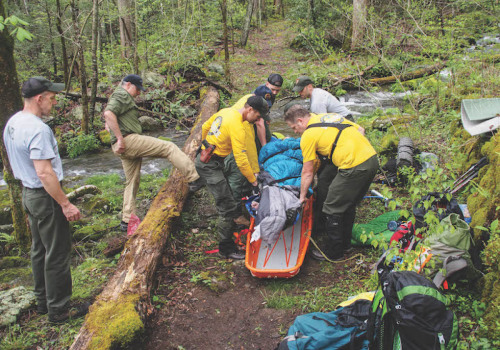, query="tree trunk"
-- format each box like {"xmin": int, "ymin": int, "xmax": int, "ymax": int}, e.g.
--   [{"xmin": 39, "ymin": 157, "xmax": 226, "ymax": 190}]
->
[
  {"xmin": 70, "ymin": 0, "xmax": 90, "ymax": 134},
  {"xmin": 369, "ymin": 61, "xmax": 447, "ymax": 86},
  {"xmin": 274, "ymin": 0, "xmax": 283, "ymax": 17},
  {"xmin": 221, "ymin": 0, "xmax": 231, "ymax": 85},
  {"xmin": 89, "ymin": 0, "xmax": 99, "ymax": 124},
  {"xmin": 69, "ymin": 87, "xmax": 220, "ymax": 350},
  {"xmin": 240, "ymin": 0, "xmax": 254, "ymax": 47},
  {"xmin": 308, "ymin": 0, "xmax": 315, "ymax": 27},
  {"xmin": 56, "ymin": 0, "xmax": 69, "ymax": 84},
  {"xmin": 351, "ymin": 0, "xmax": 368, "ymax": 51},
  {"xmin": 117, "ymin": 0, "xmax": 135, "ymax": 58},
  {"xmin": 44, "ymin": 0, "xmax": 58, "ymax": 77},
  {"xmin": 133, "ymin": 0, "xmax": 139, "ymax": 73},
  {"xmin": 0, "ymin": 0, "xmax": 31, "ymax": 252}
]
